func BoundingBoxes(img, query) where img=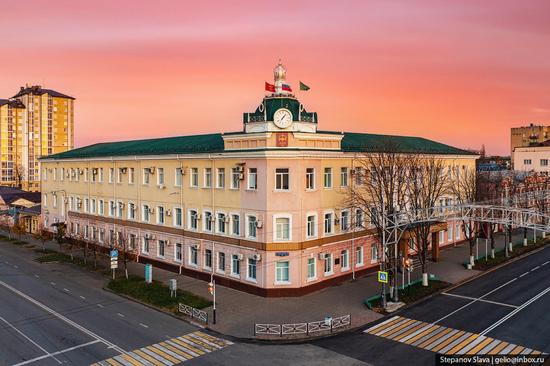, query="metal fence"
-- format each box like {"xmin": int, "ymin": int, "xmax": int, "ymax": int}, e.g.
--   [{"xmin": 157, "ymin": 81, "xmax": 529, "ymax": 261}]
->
[
  {"xmin": 178, "ymin": 303, "xmax": 208, "ymax": 323},
  {"xmin": 254, "ymin": 314, "xmax": 351, "ymax": 337}
]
